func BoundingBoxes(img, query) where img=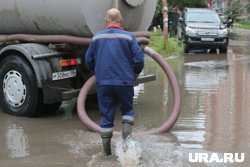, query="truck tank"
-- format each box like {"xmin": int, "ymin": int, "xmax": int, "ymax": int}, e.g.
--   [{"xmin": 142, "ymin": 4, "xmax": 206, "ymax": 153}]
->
[{"xmin": 0, "ymin": 0, "xmax": 157, "ymax": 37}]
